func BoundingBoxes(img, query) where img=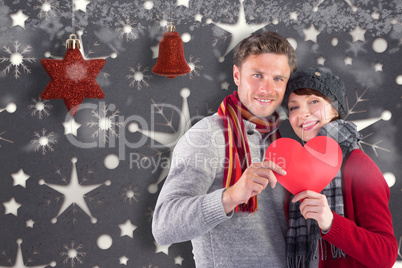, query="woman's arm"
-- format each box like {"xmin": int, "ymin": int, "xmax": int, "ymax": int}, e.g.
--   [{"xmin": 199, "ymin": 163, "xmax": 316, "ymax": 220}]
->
[{"xmin": 321, "ymin": 150, "xmax": 398, "ymax": 267}]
